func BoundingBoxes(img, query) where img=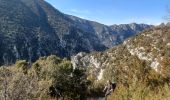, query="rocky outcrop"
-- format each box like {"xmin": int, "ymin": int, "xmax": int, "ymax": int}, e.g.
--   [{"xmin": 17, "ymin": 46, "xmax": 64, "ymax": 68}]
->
[{"xmin": 71, "ymin": 26, "xmax": 170, "ymax": 80}]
